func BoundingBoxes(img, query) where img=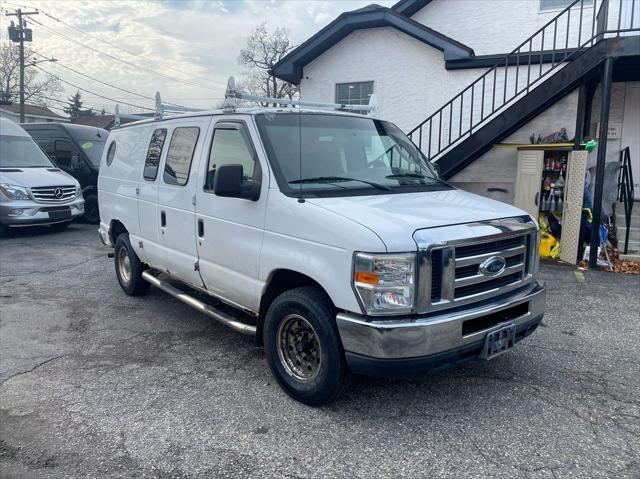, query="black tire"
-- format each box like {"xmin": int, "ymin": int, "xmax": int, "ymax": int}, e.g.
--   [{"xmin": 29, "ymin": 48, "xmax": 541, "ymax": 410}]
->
[
  {"xmin": 114, "ymin": 233, "xmax": 150, "ymax": 296},
  {"xmin": 0, "ymin": 223, "xmax": 8, "ymax": 237},
  {"xmin": 49, "ymin": 222, "xmax": 69, "ymax": 232},
  {"xmin": 83, "ymin": 194, "xmax": 100, "ymax": 225},
  {"xmin": 264, "ymin": 287, "xmax": 349, "ymax": 406}
]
